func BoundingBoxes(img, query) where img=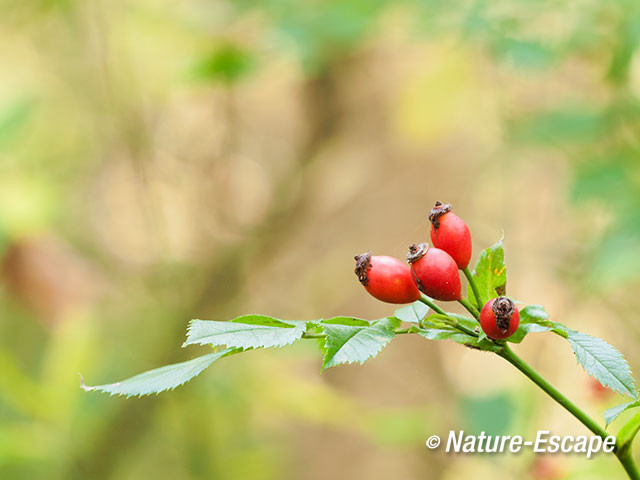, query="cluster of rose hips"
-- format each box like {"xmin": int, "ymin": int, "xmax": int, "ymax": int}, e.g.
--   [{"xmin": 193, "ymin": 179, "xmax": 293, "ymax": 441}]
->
[{"xmin": 354, "ymin": 202, "xmax": 520, "ymax": 340}]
